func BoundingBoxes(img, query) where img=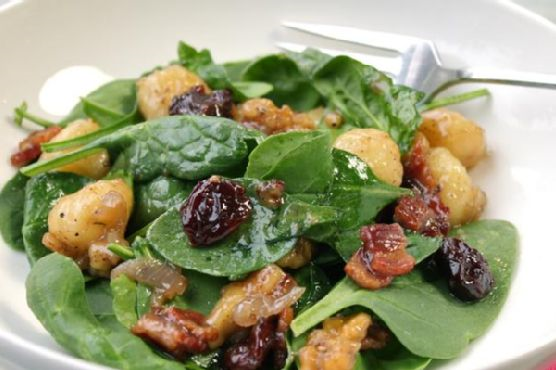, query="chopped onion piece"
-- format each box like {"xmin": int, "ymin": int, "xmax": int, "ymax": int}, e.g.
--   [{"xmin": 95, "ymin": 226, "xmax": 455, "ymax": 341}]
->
[
  {"xmin": 111, "ymin": 257, "xmax": 187, "ymax": 305},
  {"xmin": 233, "ymin": 286, "xmax": 305, "ymax": 327}
]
